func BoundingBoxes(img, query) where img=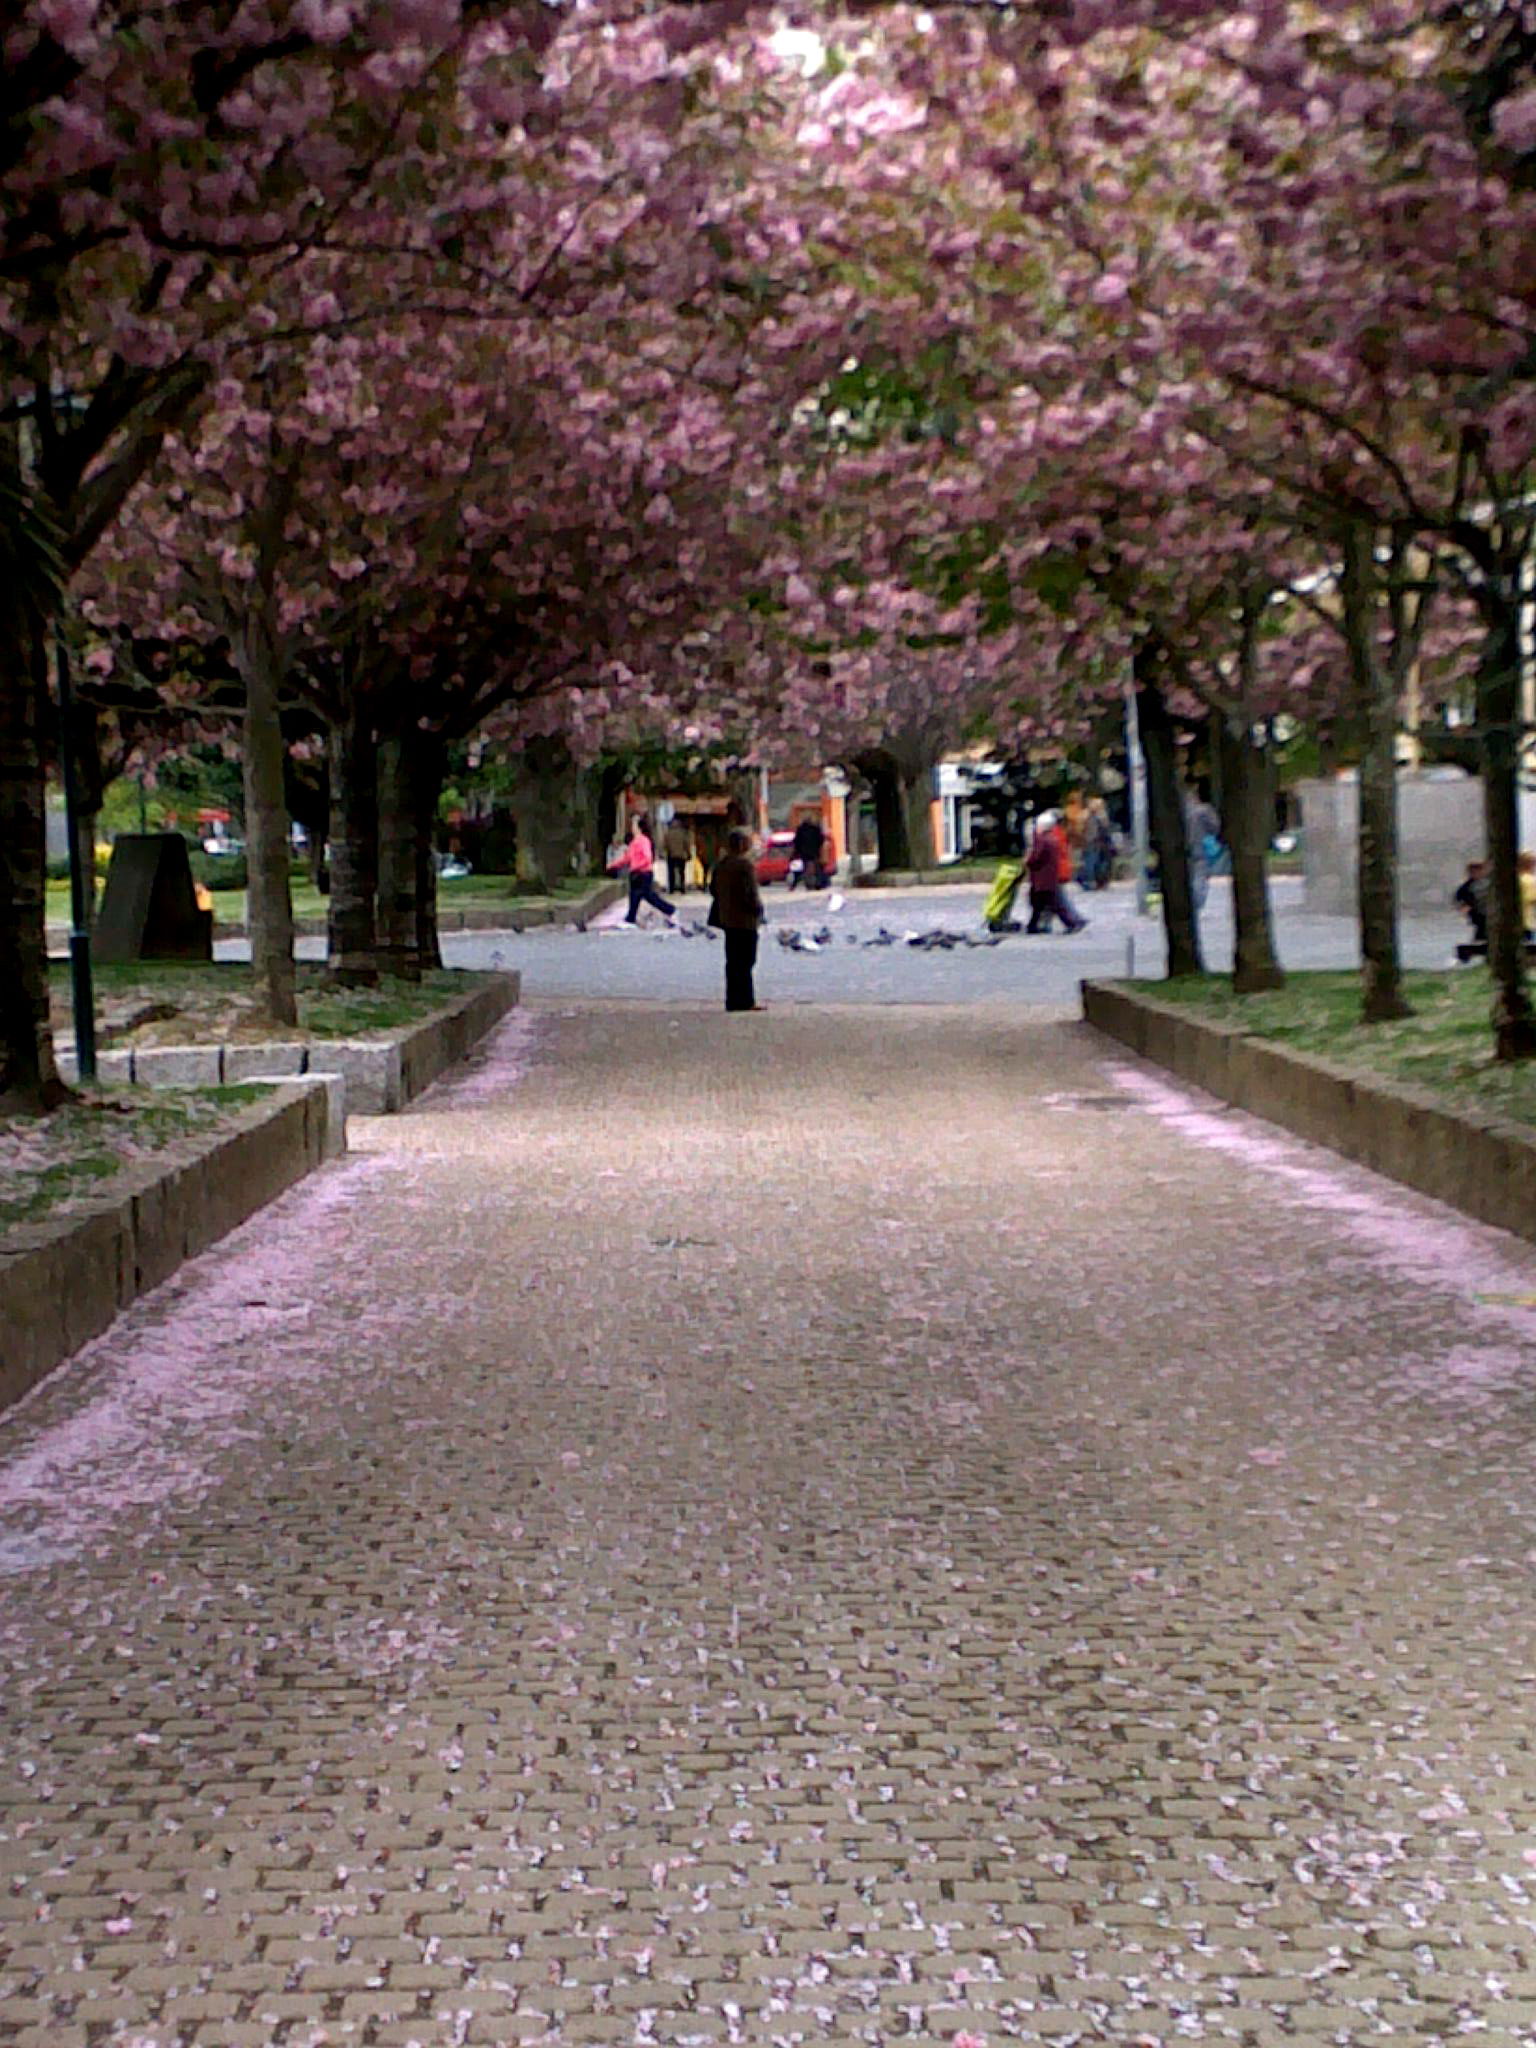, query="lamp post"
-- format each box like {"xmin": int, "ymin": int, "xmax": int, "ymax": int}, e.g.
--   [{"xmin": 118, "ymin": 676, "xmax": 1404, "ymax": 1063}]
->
[
  {"xmin": 55, "ymin": 626, "xmax": 98, "ymax": 1081},
  {"xmin": 1124, "ymin": 671, "xmax": 1151, "ymax": 919}
]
